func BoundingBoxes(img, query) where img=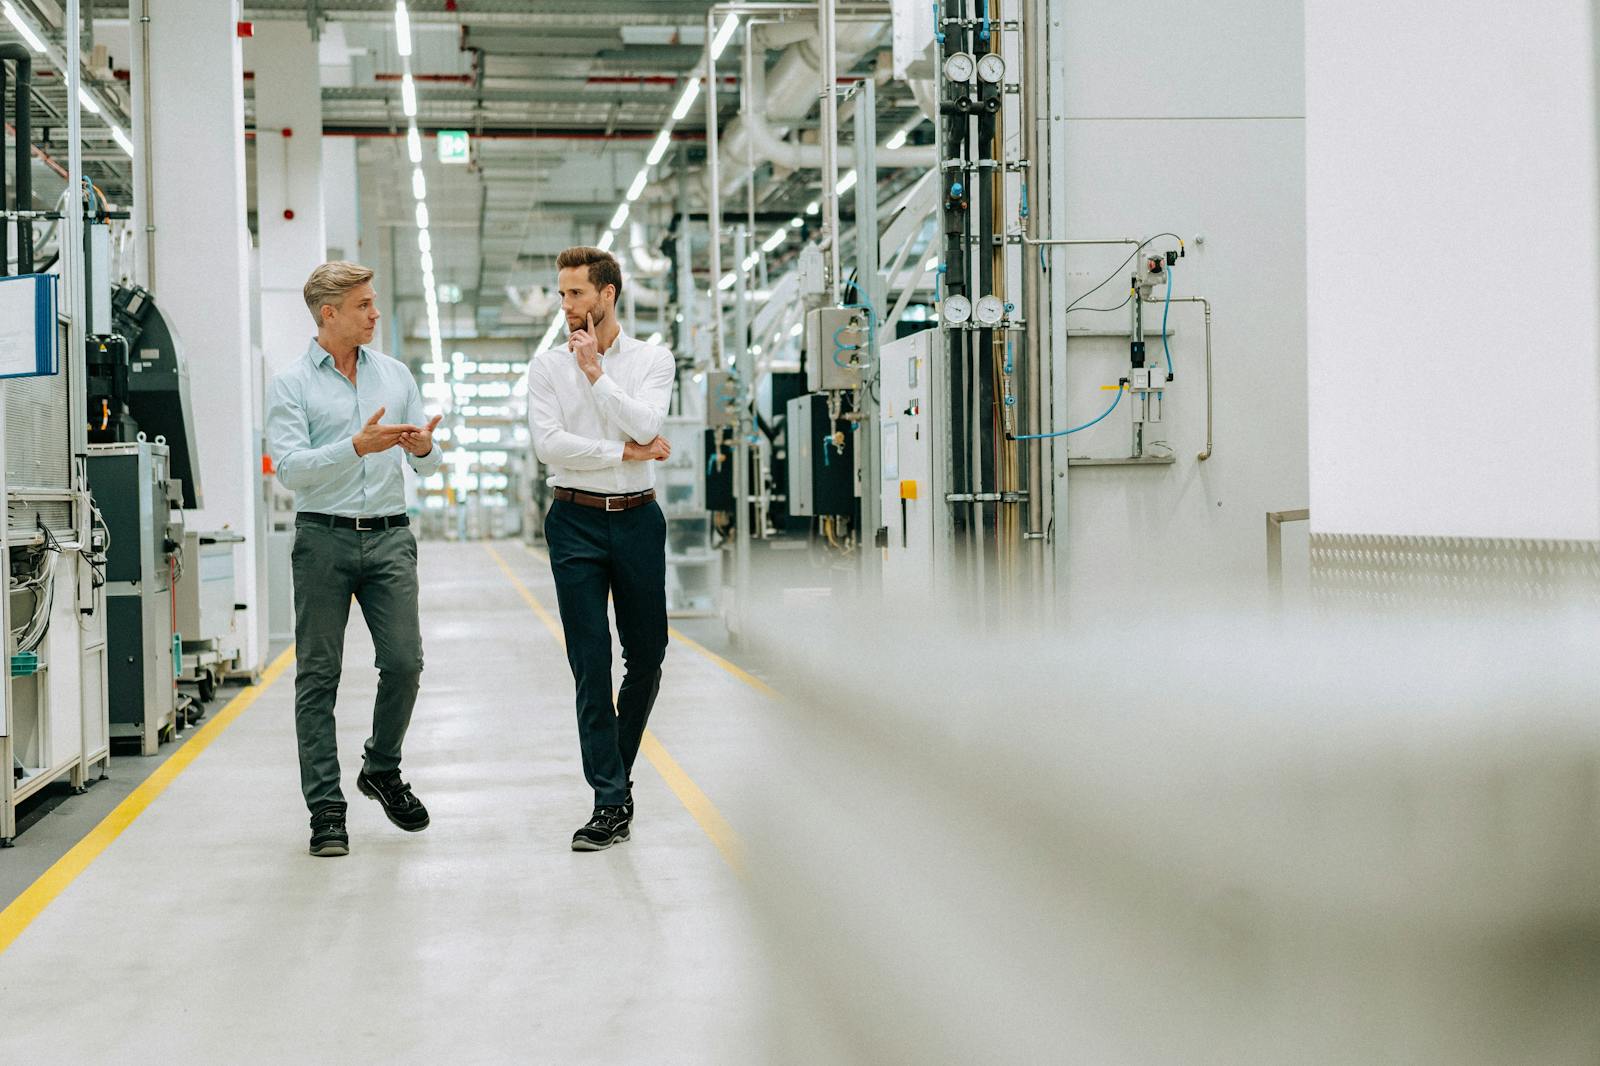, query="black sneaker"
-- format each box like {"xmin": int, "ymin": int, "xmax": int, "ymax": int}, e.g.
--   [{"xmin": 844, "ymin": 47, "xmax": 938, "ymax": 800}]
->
[
  {"xmin": 571, "ymin": 805, "xmax": 630, "ymax": 852},
  {"xmin": 356, "ymin": 769, "xmax": 430, "ymax": 832},
  {"xmin": 309, "ymin": 803, "xmax": 349, "ymax": 857}
]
